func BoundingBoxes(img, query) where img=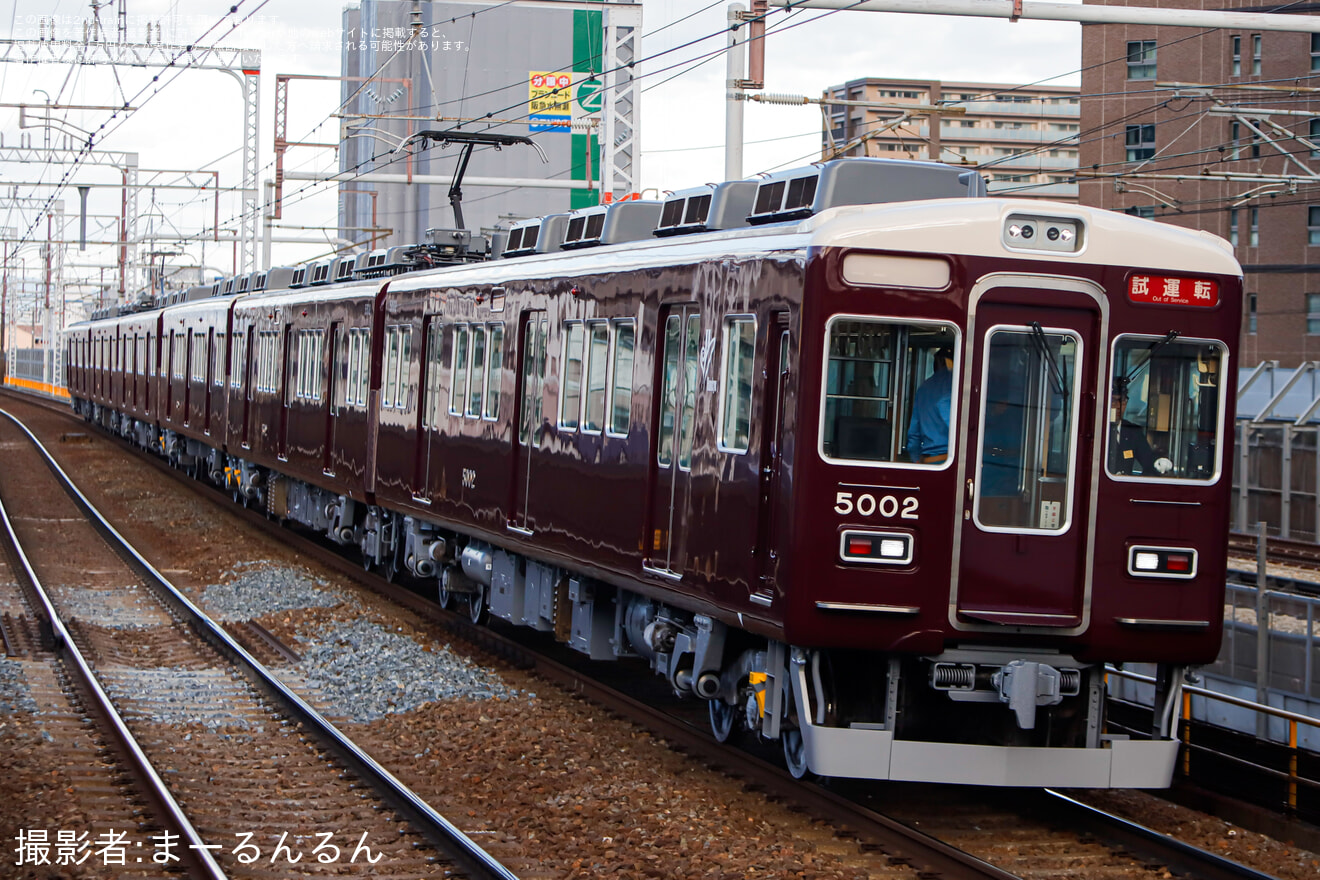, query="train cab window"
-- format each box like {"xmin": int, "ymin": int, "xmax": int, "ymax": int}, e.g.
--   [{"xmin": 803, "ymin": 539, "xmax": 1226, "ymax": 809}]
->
[
  {"xmin": 583, "ymin": 322, "xmax": 609, "ymax": 433},
  {"xmin": 484, "ymin": 326, "xmax": 503, "ymax": 421},
  {"xmin": 560, "ymin": 322, "xmax": 585, "ymax": 431},
  {"xmin": 608, "ymin": 320, "xmax": 635, "ymax": 437},
  {"xmin": 719, "ymin": 317, "xmax": 757, "ymax": 452},
  {"xmin": 973, "ymin": 326, "xmax": 1080, "ymax": 532},
  {"xmin": 821, "ymin": 318, "xmax": 958, "ymax": 465},
  {"xmin": 450, "ymin": 325, "xmax": 470, "ymax": 415},
  {"xmin": 467, "ymin": 325, "xmax": 487, "ymax": 418},
  {"xmin": 1107, "ymin": 335, "xmax": 1226, "ymax": 482}
]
